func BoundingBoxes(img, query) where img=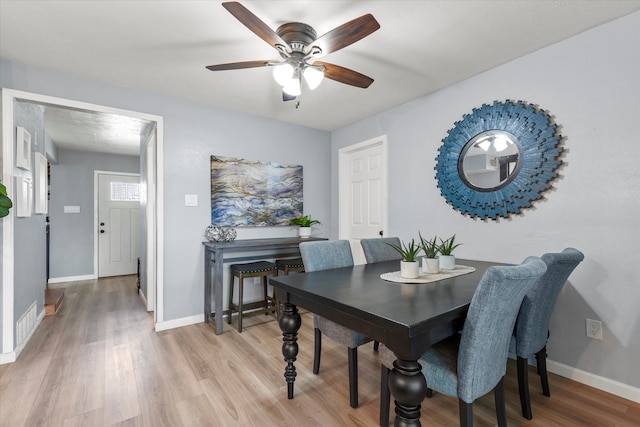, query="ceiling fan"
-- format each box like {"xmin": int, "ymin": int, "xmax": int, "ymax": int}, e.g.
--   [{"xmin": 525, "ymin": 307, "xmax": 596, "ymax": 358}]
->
[{"xmin": 206, "ymin": 2, "xmax": 380, "ymax": 104}]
